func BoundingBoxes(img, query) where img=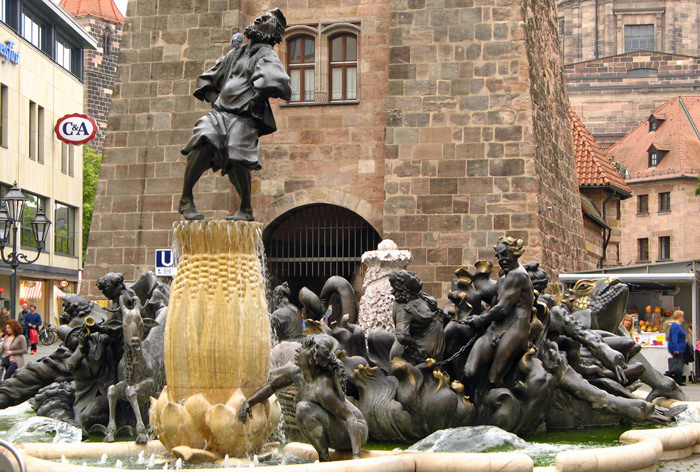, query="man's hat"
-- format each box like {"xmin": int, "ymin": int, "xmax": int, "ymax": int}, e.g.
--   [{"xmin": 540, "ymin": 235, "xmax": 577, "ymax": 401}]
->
[{"xmin": 269, "ymin": 8, "xmax": 287, "ymax": 30}]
